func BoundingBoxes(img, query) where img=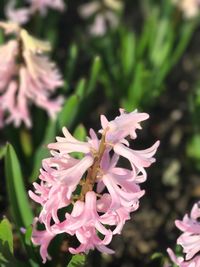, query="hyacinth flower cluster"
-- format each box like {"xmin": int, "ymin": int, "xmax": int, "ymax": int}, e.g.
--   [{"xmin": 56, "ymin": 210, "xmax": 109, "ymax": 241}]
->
[
  {"xmin": 0, "ymin": 22, "xmax": 63, "ymax": 128},
  {"xmin": 5, "ymin": 0, "xmax": 65, "ymax": 24},
  {"xmin": 167, "ymin": 202, "xmax": 200, "ymax": 266},
  {"xmin": 172, "ymin": 0, "xmax": 200, "ymax": 18},
  {"xmin": 29, "ymin": 109, "xmax": 159, "ymax": 263},
  {"xmin": 79, "ymin": 0, "xmax": 123, "ymax": 36}
]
